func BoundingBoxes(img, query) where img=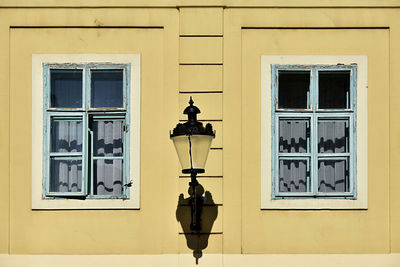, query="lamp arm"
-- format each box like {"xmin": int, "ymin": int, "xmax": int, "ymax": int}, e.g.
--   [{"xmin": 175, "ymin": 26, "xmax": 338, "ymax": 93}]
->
[{"xmin": 190, "ymin": 171, "xmax": 200, "ymax": 231}]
